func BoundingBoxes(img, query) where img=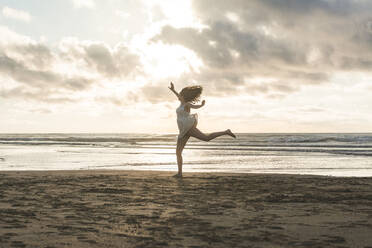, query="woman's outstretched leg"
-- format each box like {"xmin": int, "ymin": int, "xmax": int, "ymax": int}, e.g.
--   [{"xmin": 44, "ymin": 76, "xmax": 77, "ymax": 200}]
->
[
  {"xmin": 175, "ymin": 134, "xmax": 190, "ymax": 177},
  {"xmin": 188, "ymin": 127, "xmax": 236, "ymax": 142}
]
